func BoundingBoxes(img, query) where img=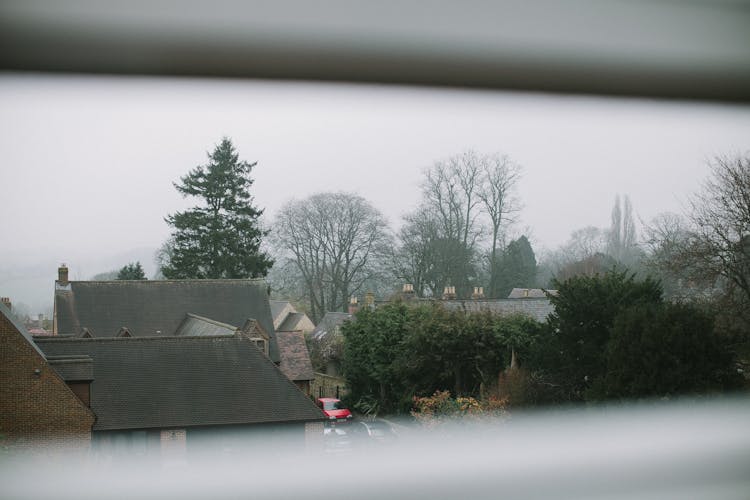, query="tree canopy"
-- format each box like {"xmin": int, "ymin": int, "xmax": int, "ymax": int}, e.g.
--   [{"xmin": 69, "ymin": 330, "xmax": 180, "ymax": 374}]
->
[
  {"xmin": 545, "ymin": 270, "xmax": 663, "ymax": 400},
  {"xmin": 116, "ymin": 262, "xmax": 147, "ymax": 280},
  {"xmin": 341, "ymin": 301, "xmax": 541, "ymax": 414},
  {"xmin": 600, "ymin": 302, "xmax": 742, "ymax": 399},
  {"xmin": 271, "ymin": 192, "xmax": 391, "ymax": 322},
  {"xmin": 160, "ymin": 137, "xmax": 273, "ymax": 279},
  {"xmin": 490, "ymin": 235, "xmax": 537, "ymax": 298},
  {"xmin": 520, "ymin": 270, "xmax": 743, "ymax": 404}
]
